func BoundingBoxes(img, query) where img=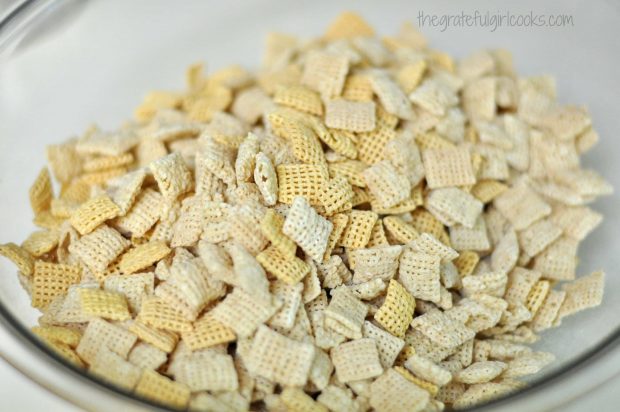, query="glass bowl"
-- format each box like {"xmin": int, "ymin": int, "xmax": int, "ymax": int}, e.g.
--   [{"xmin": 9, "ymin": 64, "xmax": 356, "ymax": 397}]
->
[{"xmin": 0, "ymin": 0, "xmax": 619, "ymax": 410}]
